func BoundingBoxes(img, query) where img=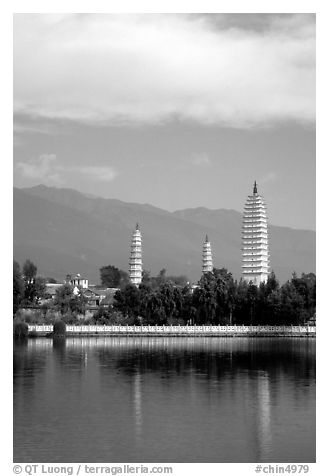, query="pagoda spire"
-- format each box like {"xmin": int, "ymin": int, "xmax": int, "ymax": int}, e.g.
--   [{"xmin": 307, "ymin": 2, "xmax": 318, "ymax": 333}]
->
[
  {"xmin": 202, "ymin": 235, "xmax": 213, "ymax": 274},
  {"xmin": 253, "ymin": 180, "xmax": 258, "ymax": 195}
]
